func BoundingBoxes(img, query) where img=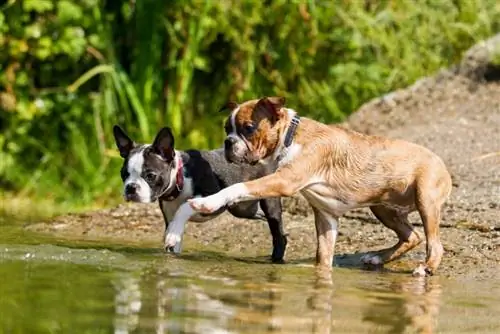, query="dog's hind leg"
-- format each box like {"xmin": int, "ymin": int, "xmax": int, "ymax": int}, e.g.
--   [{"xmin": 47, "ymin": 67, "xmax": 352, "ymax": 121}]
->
[
  {"xmin": 260, "ymin": 198, "xmax": 288, "ymax": 263},
  {"xmin": 361, "ymin": 206, "xmax": 422, "ymax": 266},
  {"xmin": 412, "ymin": 181, "xmax": 449, "ymax": 276}
]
